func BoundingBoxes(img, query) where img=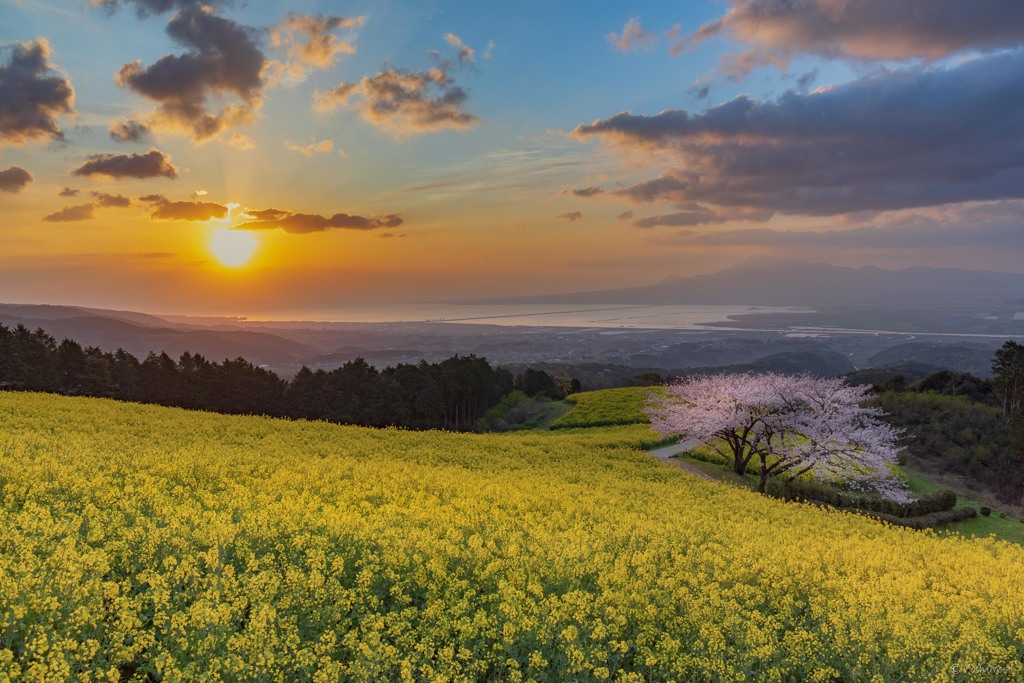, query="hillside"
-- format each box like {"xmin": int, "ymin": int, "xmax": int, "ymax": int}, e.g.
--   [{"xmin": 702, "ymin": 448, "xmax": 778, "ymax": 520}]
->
[{"xmin": 2, "ymin": 391, "xmax": 1023, "ymax": 680}]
